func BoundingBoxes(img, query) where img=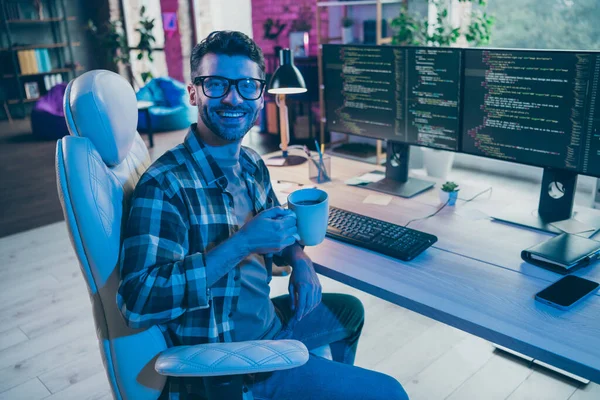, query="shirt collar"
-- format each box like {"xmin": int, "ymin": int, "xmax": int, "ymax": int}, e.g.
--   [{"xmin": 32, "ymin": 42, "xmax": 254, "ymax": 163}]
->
[{"xmin": 183, "ymin": 124, "xmax": 259, "ymax": 187}]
